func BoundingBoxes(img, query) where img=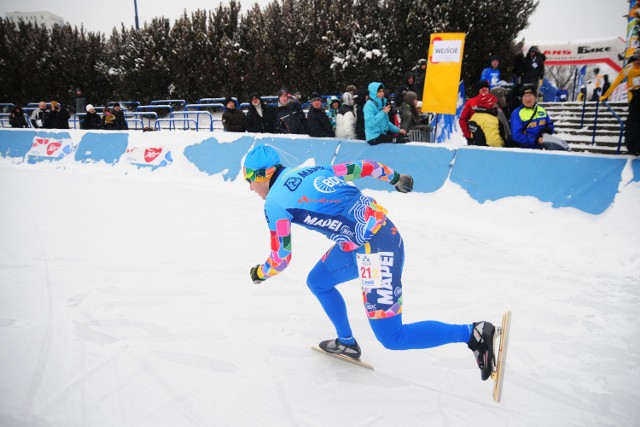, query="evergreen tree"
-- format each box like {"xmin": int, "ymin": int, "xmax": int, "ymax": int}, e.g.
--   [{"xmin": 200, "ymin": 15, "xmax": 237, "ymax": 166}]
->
[{"xmin": 0, "ymin": 0, "xmax": 538, "ymax": 109}]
